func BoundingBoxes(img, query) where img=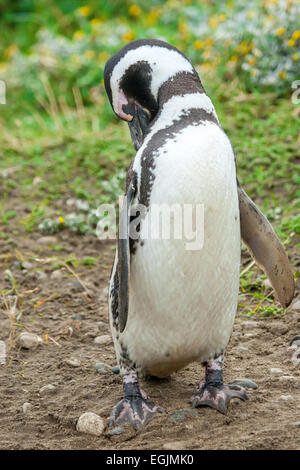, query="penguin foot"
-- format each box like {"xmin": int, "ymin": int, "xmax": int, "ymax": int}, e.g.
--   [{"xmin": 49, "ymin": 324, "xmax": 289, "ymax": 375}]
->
[
  {"xmin": 191, "ymin": 355, "xmax": 249, "ymax": 414},
  {"xmin": 109, "ymin": 372, "xmax": 164, "ymax": 430},
  {"xmin": 109, "ymin": 393, "xmax": 163, "ymax": 430},
  {"xmin": 192, "ymin": 379, "xmax": 249, "ymax": 414}
]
